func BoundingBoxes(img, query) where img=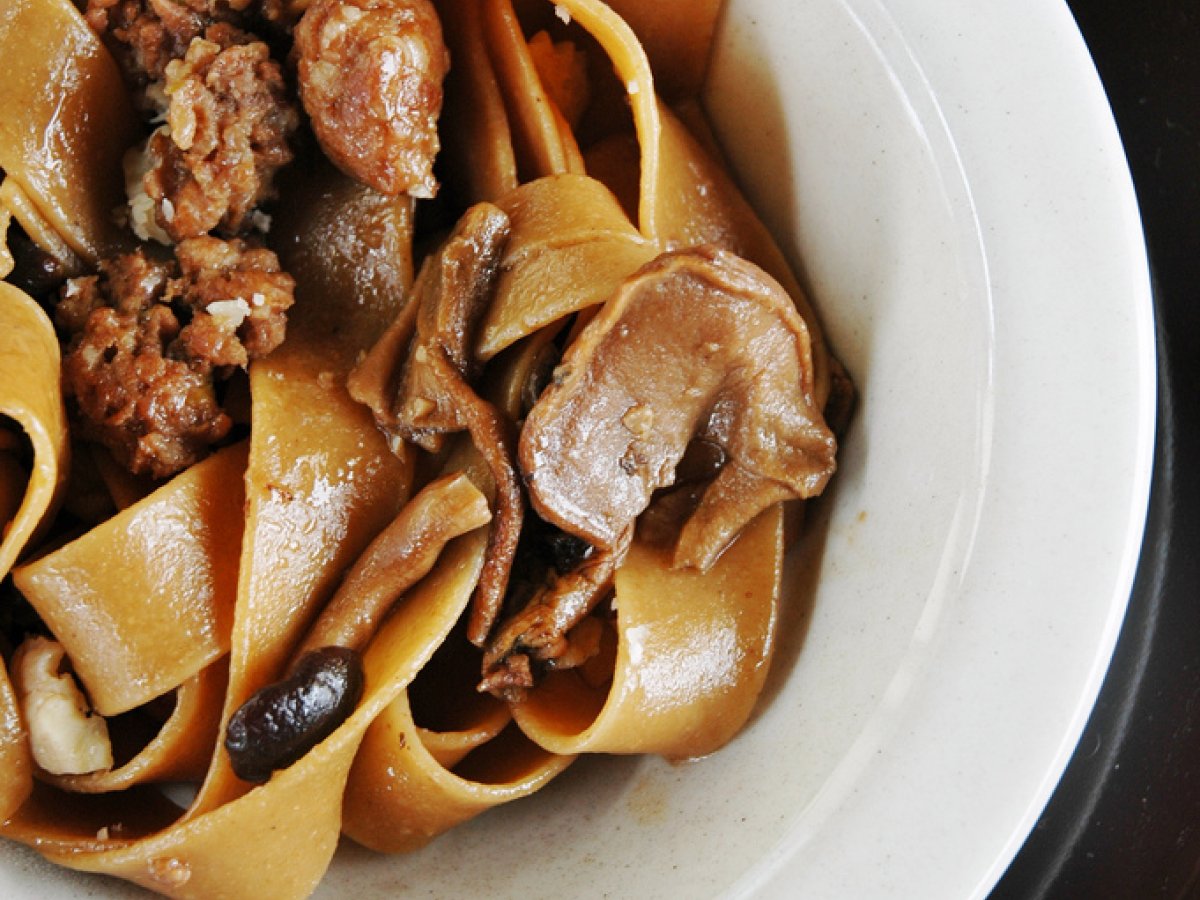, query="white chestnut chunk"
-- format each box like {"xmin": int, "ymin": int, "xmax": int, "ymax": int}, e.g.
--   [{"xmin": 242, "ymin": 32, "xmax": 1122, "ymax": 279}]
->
[
  {"xmin": 519, "ymin": 246, "xmax": 837, "ymax": 570},
  {"xmin": 11, "ymin": 636, "xmax": 112, "ymax": 775}
]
